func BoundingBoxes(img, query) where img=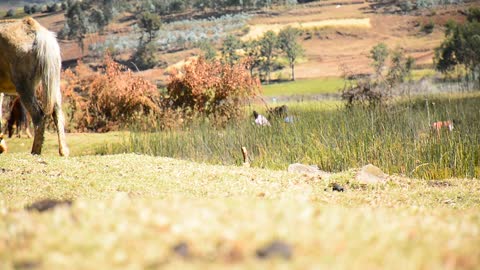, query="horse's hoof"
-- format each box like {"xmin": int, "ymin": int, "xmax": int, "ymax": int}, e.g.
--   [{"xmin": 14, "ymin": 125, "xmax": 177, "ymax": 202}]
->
[{"xmin": 60, "ymin": 147, "xmax": 70, "ymax": 157}]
